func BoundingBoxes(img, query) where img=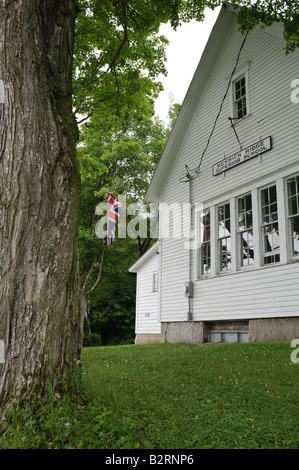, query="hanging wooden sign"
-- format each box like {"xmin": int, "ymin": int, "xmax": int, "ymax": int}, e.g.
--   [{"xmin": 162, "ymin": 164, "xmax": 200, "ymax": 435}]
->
[{"xmin": 213, "ymin": 136, "xmax": 272, "ymax": 176}]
